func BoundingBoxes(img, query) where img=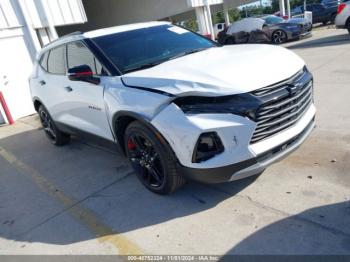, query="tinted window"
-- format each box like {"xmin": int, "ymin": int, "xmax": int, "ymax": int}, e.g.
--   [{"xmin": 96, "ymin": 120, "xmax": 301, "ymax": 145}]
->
[
  {"xmin": 264, "ymin": 16, "xmax": 284, "ymax": 24},
  {"xmin": 40, "ymin": 52, "xmax": 49, "ymax": 71},
  {"xmin": 67, "ymin": 41, "xmax": 104, "ymax": 75},
  {"xmin": 47, "ymin": 46, "xmax": 66, "ymax": 74},
  {"xmin": 92, "ymin": 25, "xmax": 216, "ymax": 74}
]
